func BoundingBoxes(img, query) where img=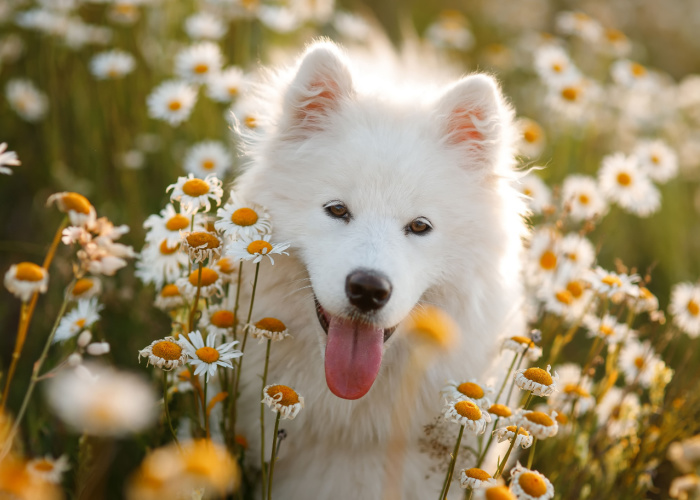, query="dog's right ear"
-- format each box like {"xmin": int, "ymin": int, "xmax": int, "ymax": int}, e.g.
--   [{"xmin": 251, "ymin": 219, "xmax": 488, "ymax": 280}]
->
[{"xmin": 280, "ymin": 42, "xmax": 354, "ymax": 138}]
